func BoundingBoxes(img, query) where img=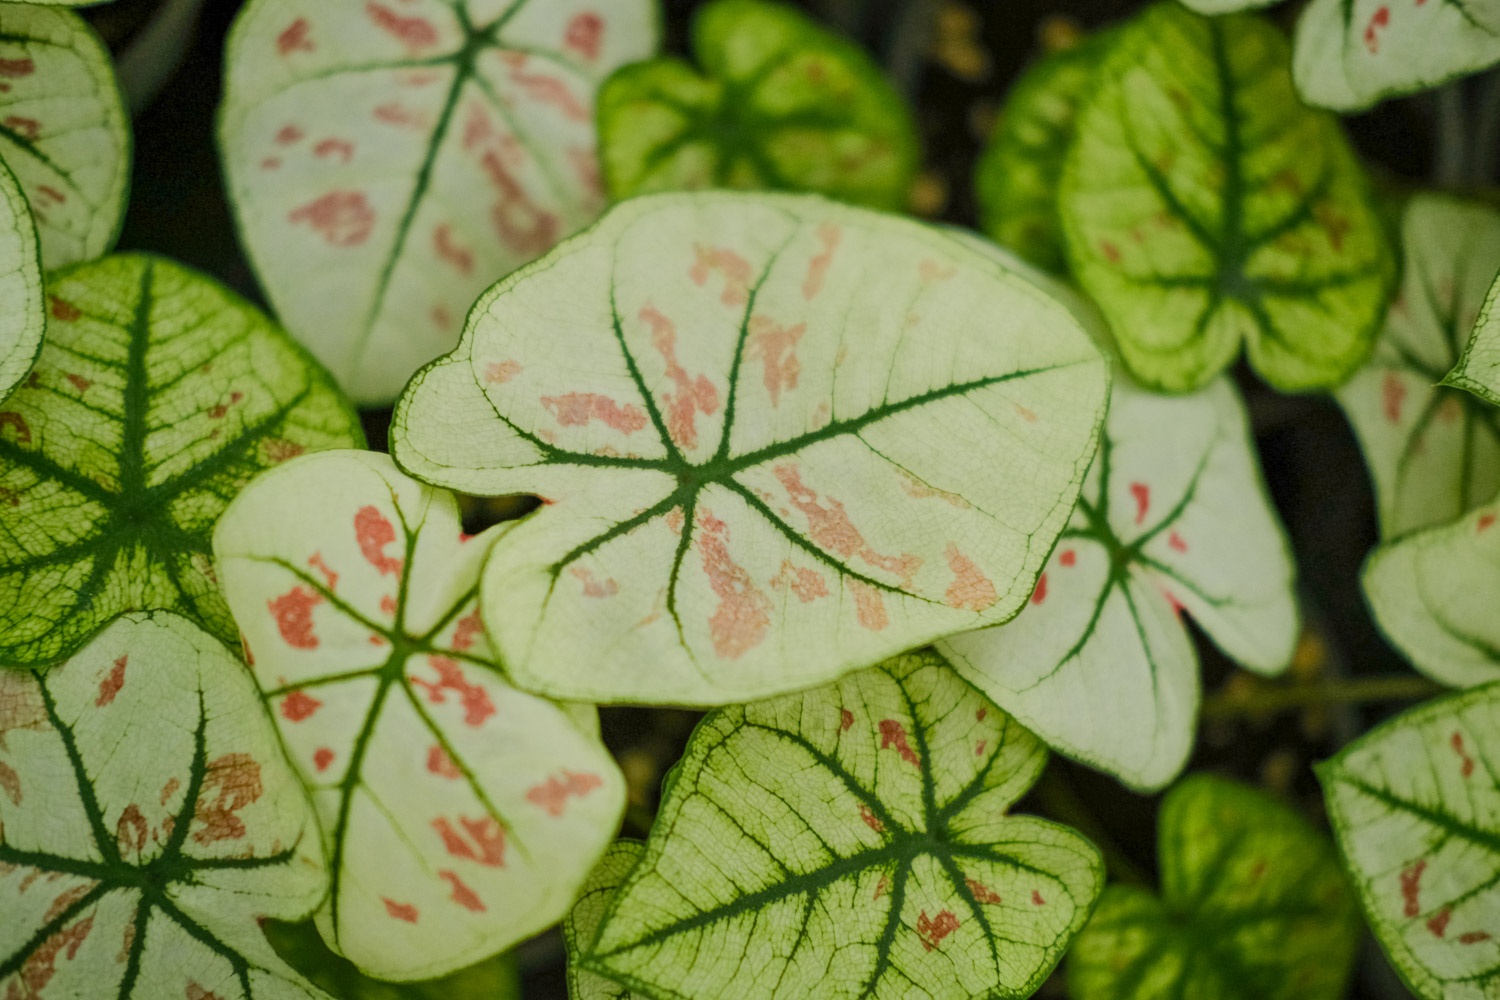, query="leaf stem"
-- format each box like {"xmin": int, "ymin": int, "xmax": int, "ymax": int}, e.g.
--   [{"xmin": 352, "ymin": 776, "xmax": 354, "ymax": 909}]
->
[{"xmin": 1201, "ymin": 674, "xmax": 1445, "ymax": 721}]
